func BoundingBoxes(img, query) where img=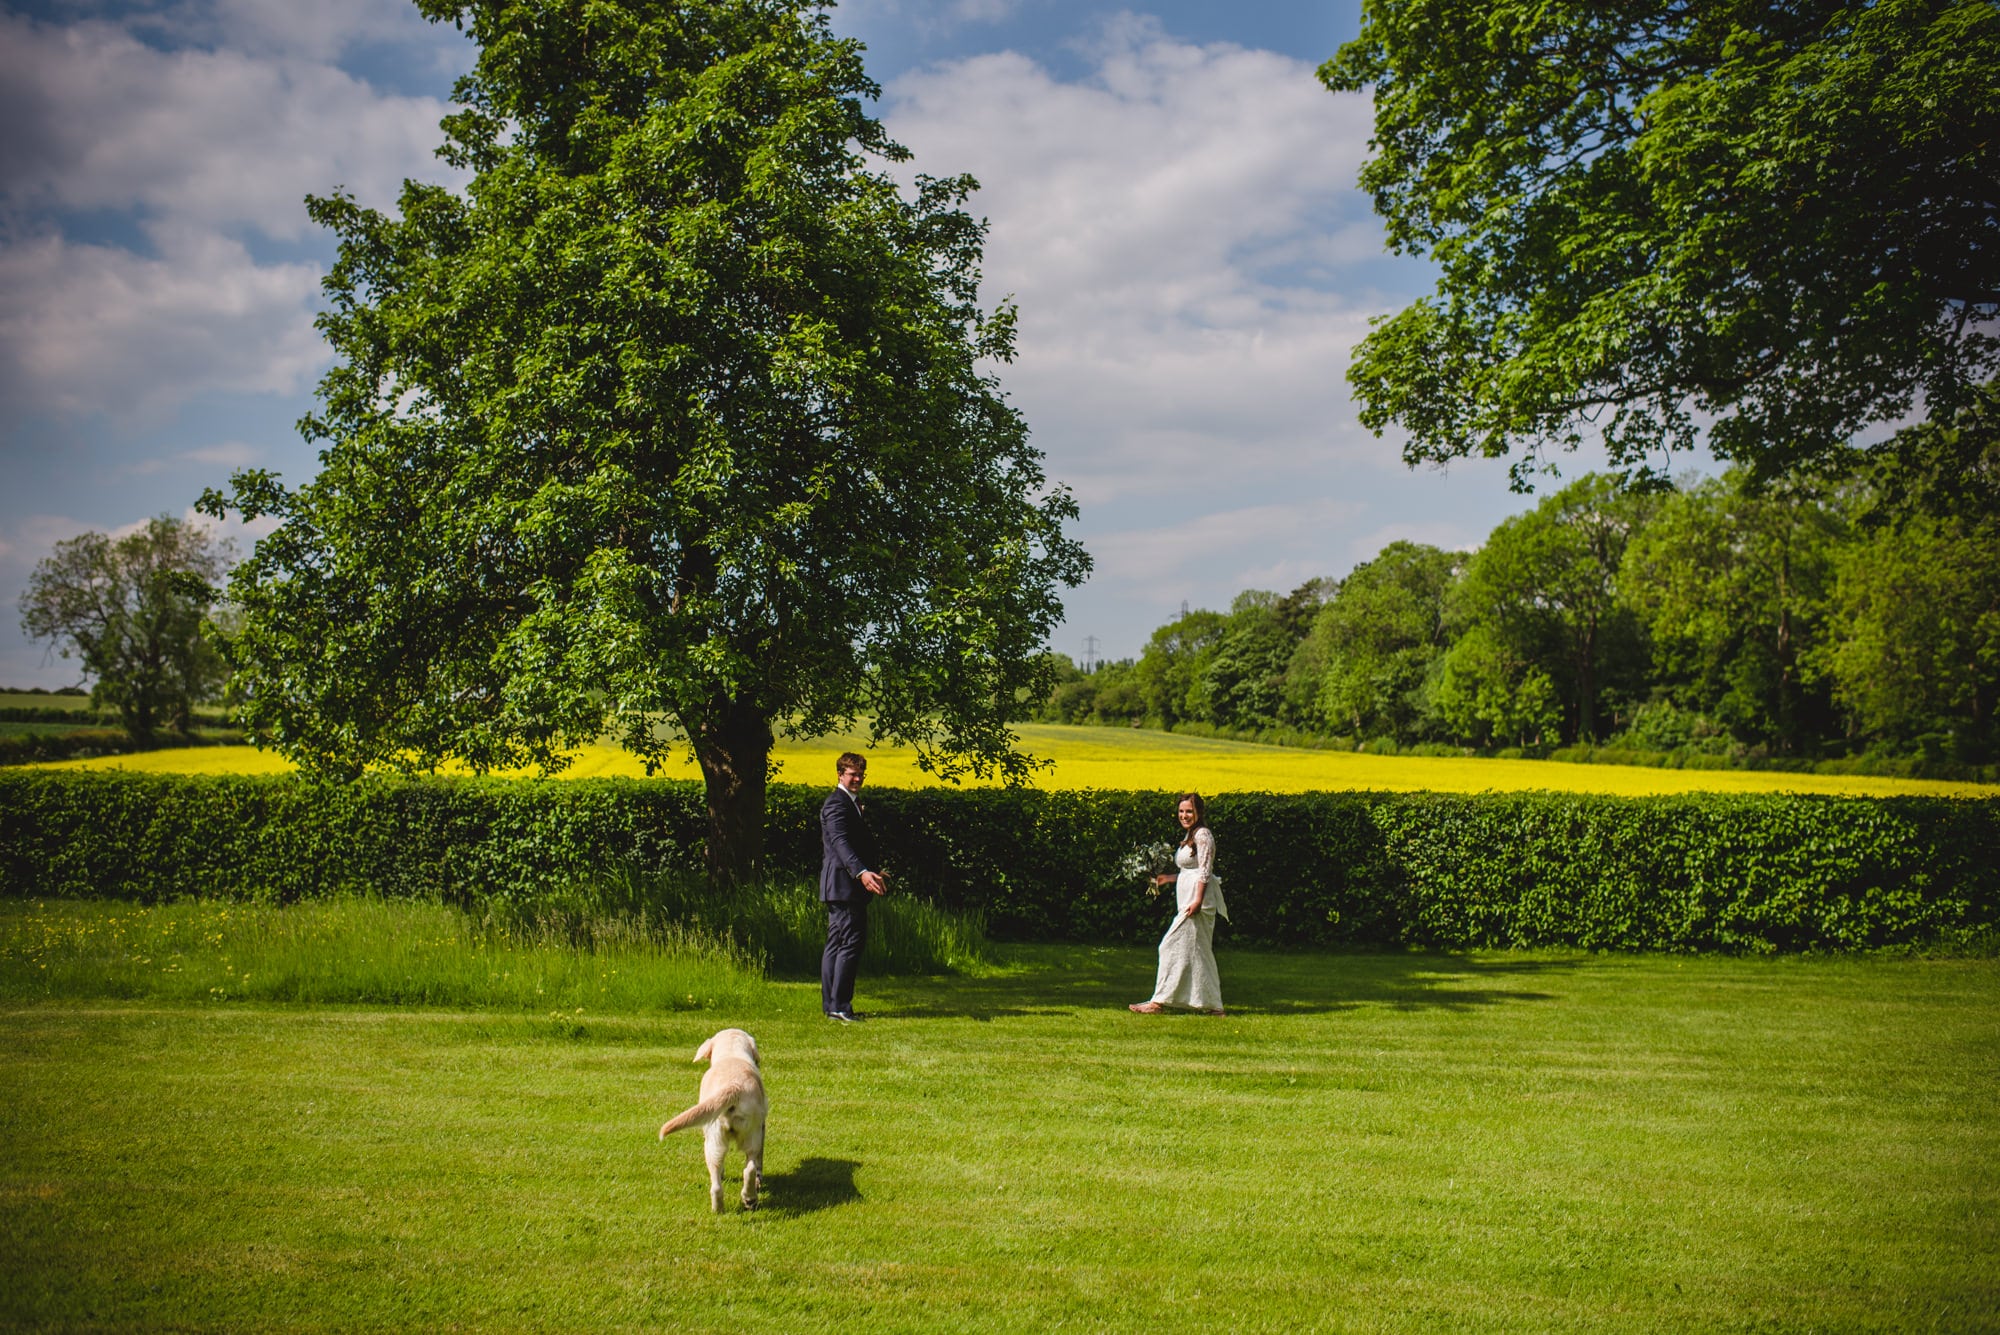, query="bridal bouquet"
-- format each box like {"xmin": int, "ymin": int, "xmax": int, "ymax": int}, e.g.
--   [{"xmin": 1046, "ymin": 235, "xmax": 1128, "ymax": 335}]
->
[{"xmin": 1118, "ymin": 841, "xmax": 1179, "ymax": 895}]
